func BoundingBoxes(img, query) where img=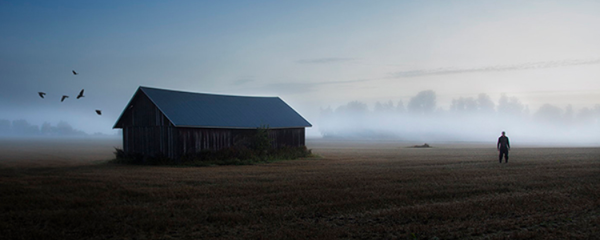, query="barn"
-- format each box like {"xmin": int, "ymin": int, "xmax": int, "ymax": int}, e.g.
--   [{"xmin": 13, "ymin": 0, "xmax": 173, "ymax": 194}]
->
[{"xmin": 113, "ymin": 86, "xmax": 312, "ymax": 159}]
